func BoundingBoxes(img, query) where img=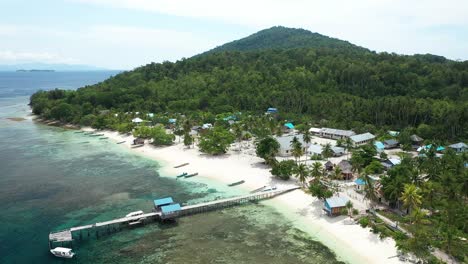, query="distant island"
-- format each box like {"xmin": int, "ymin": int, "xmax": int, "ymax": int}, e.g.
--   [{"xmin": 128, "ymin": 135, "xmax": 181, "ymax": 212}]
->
[
  {"xmin": 0, "ymin": 63, "xmax": 110, "ymax": 72},
  {"xmin": 16, "ymin": 69, "xmax": 55, "ymax": 72}
]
